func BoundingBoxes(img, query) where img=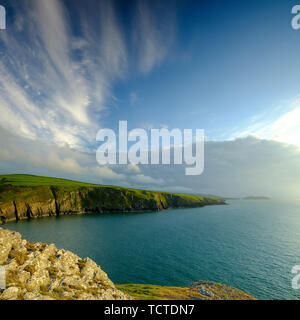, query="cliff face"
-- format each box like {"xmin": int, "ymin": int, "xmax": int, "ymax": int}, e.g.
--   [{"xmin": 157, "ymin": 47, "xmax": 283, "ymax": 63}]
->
[
  {"xmin": 0, "ymin": 185, "xmax": 225, "ymax": 223},
  {"xmin": 0, "ymin": 227, "xmax": 131, "ymax": 300}
]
